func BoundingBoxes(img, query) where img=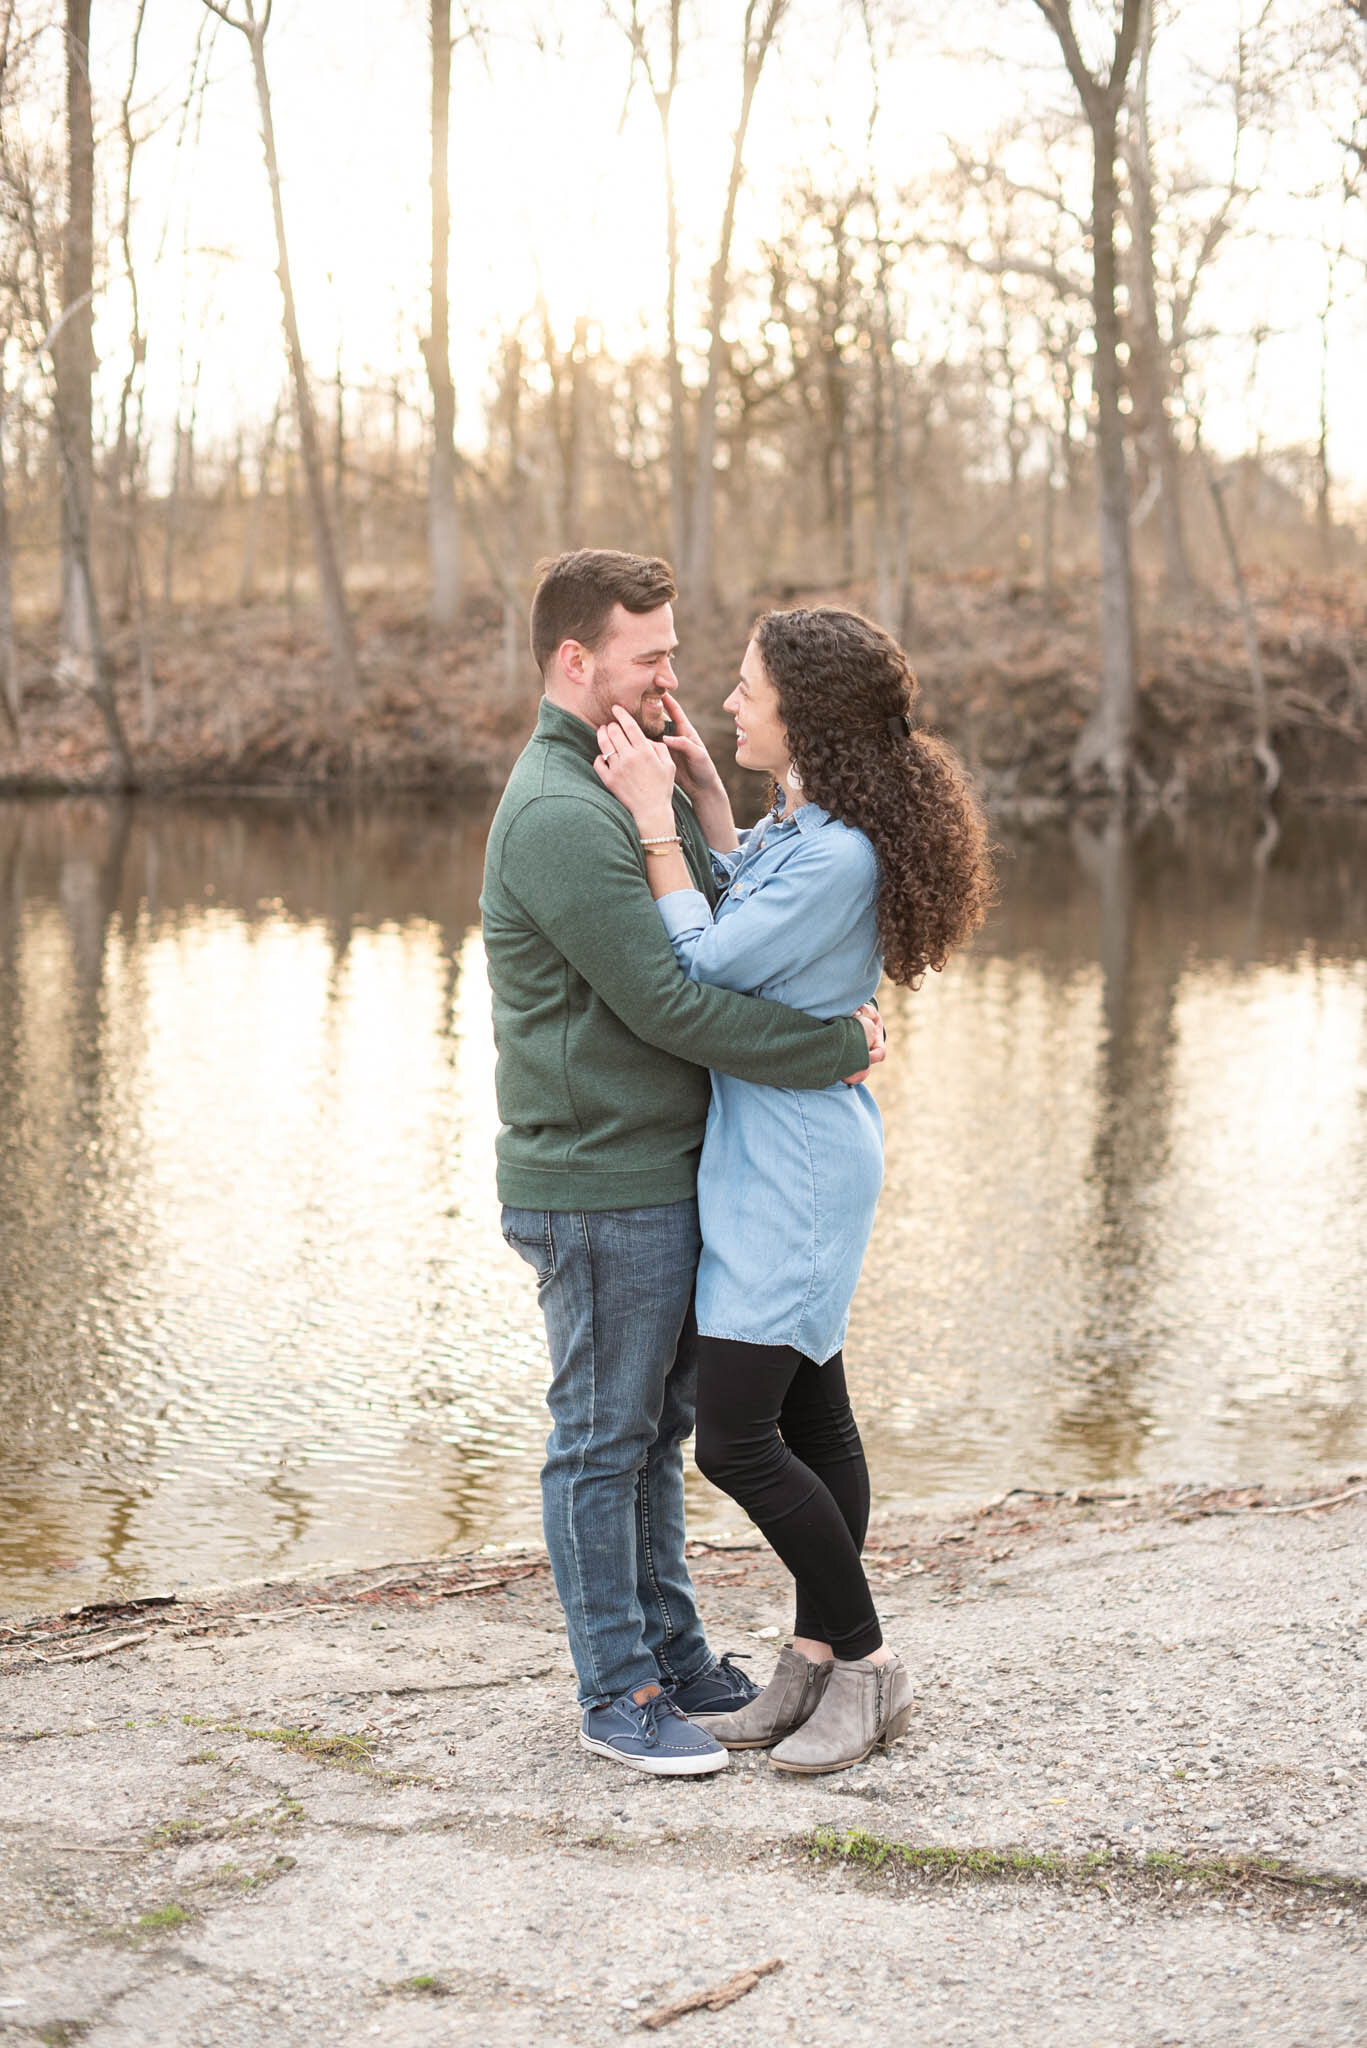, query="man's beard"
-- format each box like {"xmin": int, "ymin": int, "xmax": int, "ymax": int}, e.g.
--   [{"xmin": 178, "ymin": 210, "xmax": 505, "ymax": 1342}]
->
[
  {"xmin": 594, "ymin": 679, "xmax": 669, "ymax": 740},
  {"xmin": 634, "ymin": 692, "xmax": 669, "ymax": 740}
]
